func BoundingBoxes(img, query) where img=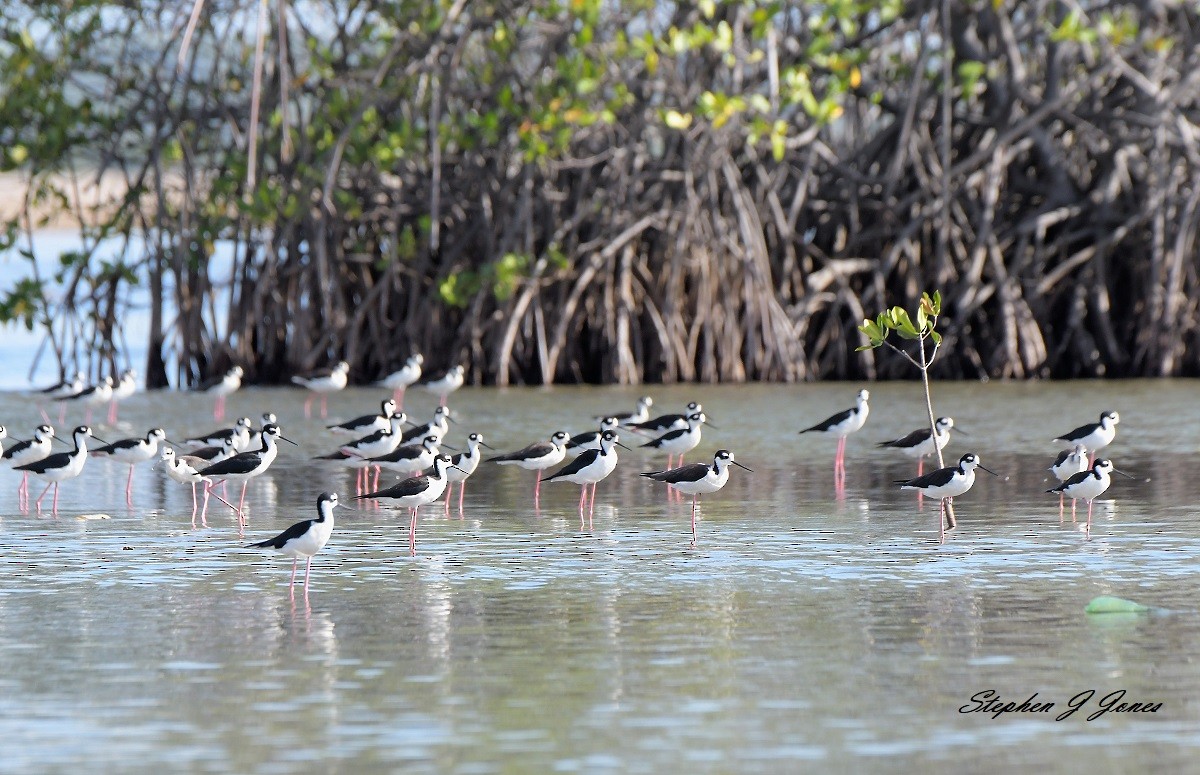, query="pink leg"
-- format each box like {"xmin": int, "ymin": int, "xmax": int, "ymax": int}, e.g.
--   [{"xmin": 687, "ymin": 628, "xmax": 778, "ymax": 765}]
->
[
  {"xmin": 917, "ymin": 458, "xmax": 924, "ymax": 478},
  {"xmin": 398, "ymin": 386, "xmax": 406, "ymax": 410},
  {"xmin": 200, "ymin": 484, "xmax": 210, "ymax": 526},
  {"xmin": 535, "ymin": 470, "xmax": 542, "ymax": 504},
  {"xmin": 458, "ymin": 481, "xmax": 466, "ymax": 513},
  {"xmin": 439, "ymin": 395, "xmax": 447, "ymax": 407},
  {"xmin": 578, "ymin": 487, "xmax": 587, "ymax": 515},
  {"xmin": 1059, "ymin": 493, "xmax": 1065, "ymax": 522},
  {"xmin": 373, "ymin": 466, "xmax": 380, "ymax": 491},
  {"xmin": 304, "ymin": 557, "xmax": 312, "ymax": 589},
  {"xmin": 289, "ymin": 558, "xmax": 298, "ymax": 589},
  {"xmin": 938, "ymin": 498, "xmax": 946, "ymax": 543},
  {"xmin": 304, "ymin": 395, "xmax": 314, "ymax": 418},
  {"xmin": 126, "ymin": 465, "xmax": 135, "ymax": 503},
  {"xmin": 108, "ymin": 401, "xmax": 117, "ymax": 424},
  {"xmin": 444, "ymin": 491, "xmax": 451, "ymax": 516},
  {"xmin": 1071, "ymin": 499, "xmax": 1077, "ymax": 523},
  {"xmin": 1086, "ymin": 500, "xmax": 1093, "ymax": 532},
  {"xmin": 409, "ymin": 508, "xmax": 418, "ymax": 556},
  {"xmin": 588, "ymin": 482, "xmax": 597, "ymax": 516},
  {"xmin": 57, "ymin": 402, "xmax": 66, "ymax": 424},
  {"xmin": 34, "ymin": 481, "xmax": 54, "ymax": 513},
  {"xmin": 85, "ymin": 407, "xmax": 92, "ymax": 425},
  {"xmin": 52, "ymin": 482, "xmax": 60, "ymax": 515},
  {"xmin": 321, "ymin": 395, "xmax": 328, "ymax": 419}
]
